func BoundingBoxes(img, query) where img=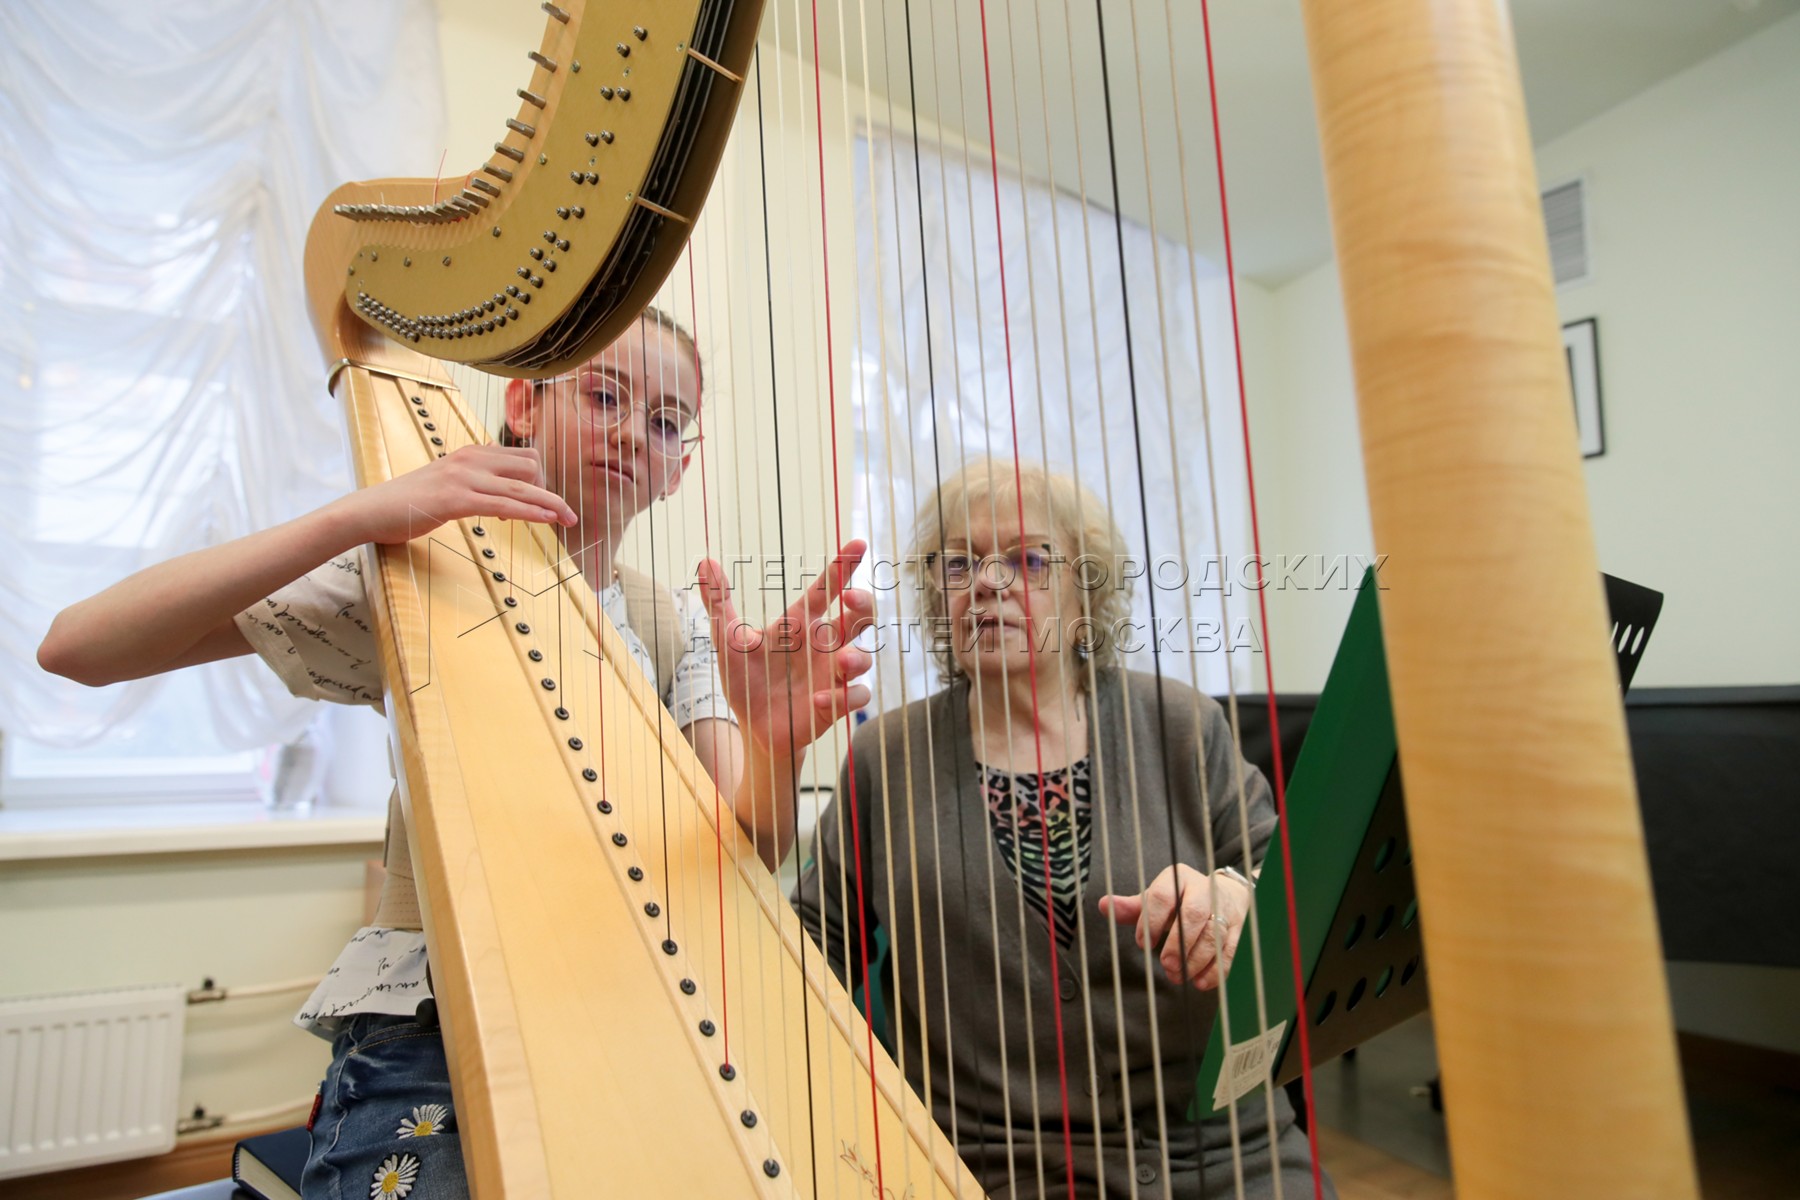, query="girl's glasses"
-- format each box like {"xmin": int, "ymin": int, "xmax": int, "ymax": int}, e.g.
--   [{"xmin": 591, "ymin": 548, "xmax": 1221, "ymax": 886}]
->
[
  {"xmin": 926, "ymin": 544, "xmax": 1059, "ymax": 591},
  {"xmin": 536, "ymin": 371, "xmax": 701, "ymax": 456}
]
